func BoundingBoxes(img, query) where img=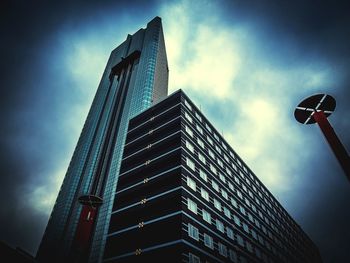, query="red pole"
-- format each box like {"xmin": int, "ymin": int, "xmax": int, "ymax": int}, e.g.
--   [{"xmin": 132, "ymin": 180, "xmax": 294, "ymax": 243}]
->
[
  {"xmin": 313, "ymin": 111, "xmax": 350, "ymax": 181},
  {"xmin": 70, "ymin": 205, "xmax": 97, "ymax": 262}
]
